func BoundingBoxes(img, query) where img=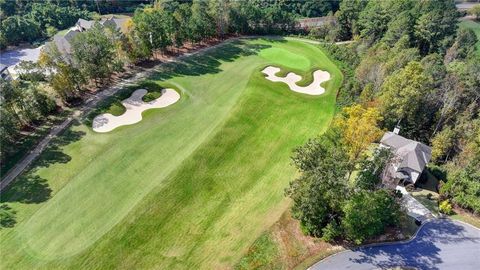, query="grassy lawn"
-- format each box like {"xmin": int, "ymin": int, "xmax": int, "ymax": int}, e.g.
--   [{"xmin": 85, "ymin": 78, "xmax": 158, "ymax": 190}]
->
[
  {"xmin": 0, "ymin": 38, "xmax": 342, "ymax": 269},
  {"xmin": 451, "ymin": 210, "xmax": 480, "ymax": 229},
  {"xmin": 459, "ymin": 20, "xmax": 480, "ymax": 54}
]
